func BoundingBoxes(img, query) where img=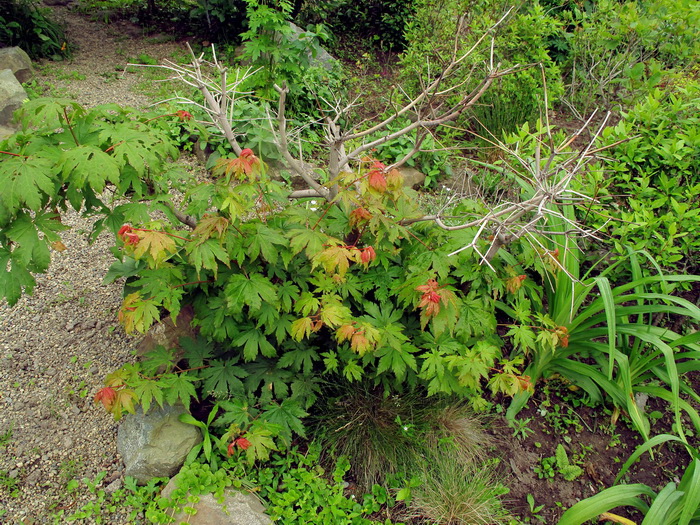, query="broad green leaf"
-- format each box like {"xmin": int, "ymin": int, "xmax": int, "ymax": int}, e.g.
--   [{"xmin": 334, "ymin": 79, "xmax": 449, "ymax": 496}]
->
[
  {"xmin": 225, "ymin": 273, "xmax": 278, "ymax": 313},
  {"xmin": 201, "ymin": 359, "xmax": 247, "ymax": 396},
  {"xmin": 61, "ymin": 145, "xmax": 120, "ymax": 191}
]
